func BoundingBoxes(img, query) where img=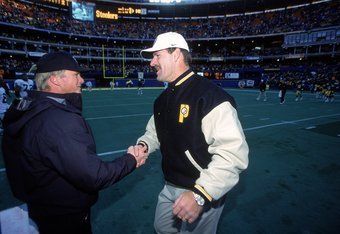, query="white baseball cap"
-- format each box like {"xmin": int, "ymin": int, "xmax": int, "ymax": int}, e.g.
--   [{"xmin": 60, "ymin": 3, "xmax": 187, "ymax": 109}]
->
[{"xmin": 140, "ymin": 32, "xmax": 189, "ymax": 59}]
